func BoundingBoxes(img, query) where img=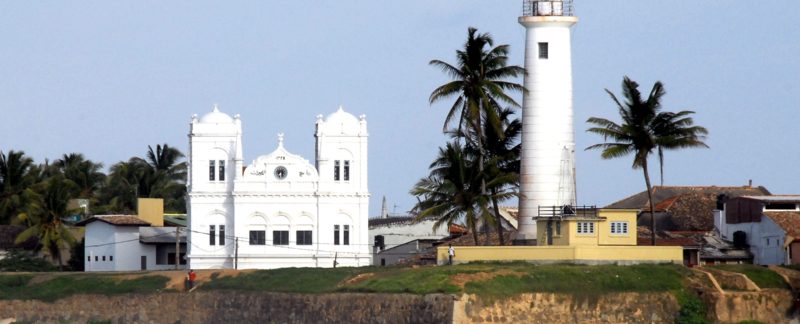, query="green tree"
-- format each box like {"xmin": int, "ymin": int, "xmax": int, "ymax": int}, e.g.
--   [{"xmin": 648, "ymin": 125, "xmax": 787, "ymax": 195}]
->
[
  {"xmin": 54, "ymin": 153, "xmax": 106, "ymax": 199},
  {"xmin": 426, "ymin": 27, "xmax": 524, "ymax": 244},
  {"xmin": 101, "ymin": 144, "xmax": 187, "ymax": 214},
  {"xmin": 478, "ymin": 107, "xmax": 521, "ymax": 245},
  {"xmin": 0, "ymin": 150, "xmax": 35, "ymax": 224},
  {"xmin": 586, "ymin": 76, "xmax": 708, "ymax": 245},
  {"xmin": 100, "ymin": 159, "xmax": 144, "ymax": 214},
  {"xmin": 411, "ymin": 142, "xmax": 485, "ymax": 245},
  {"xmin": 15, "ymin": 174, "xmax": 79, "ymax": 269}
]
